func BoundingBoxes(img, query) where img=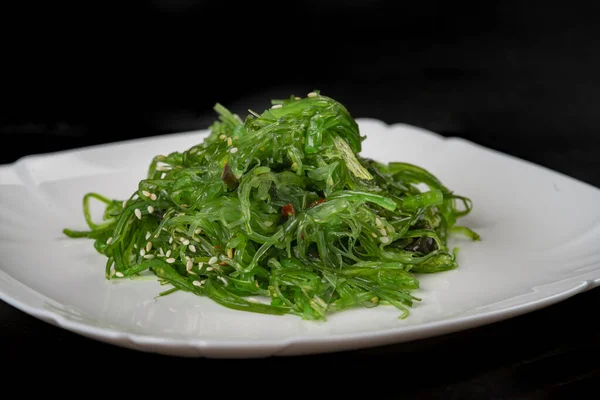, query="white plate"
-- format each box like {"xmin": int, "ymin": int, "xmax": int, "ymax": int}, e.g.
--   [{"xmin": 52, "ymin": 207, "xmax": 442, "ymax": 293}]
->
[{"xmin": 1, "ymin": 119, "xmax": 600, "ymax": 358}]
